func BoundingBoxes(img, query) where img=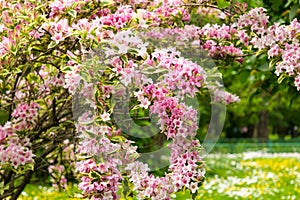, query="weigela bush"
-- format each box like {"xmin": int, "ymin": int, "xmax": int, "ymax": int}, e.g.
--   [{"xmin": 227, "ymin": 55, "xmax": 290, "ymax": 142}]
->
[{"xmin": 0, "ymin": 0, "xmax": 299, "ymax": 199}]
